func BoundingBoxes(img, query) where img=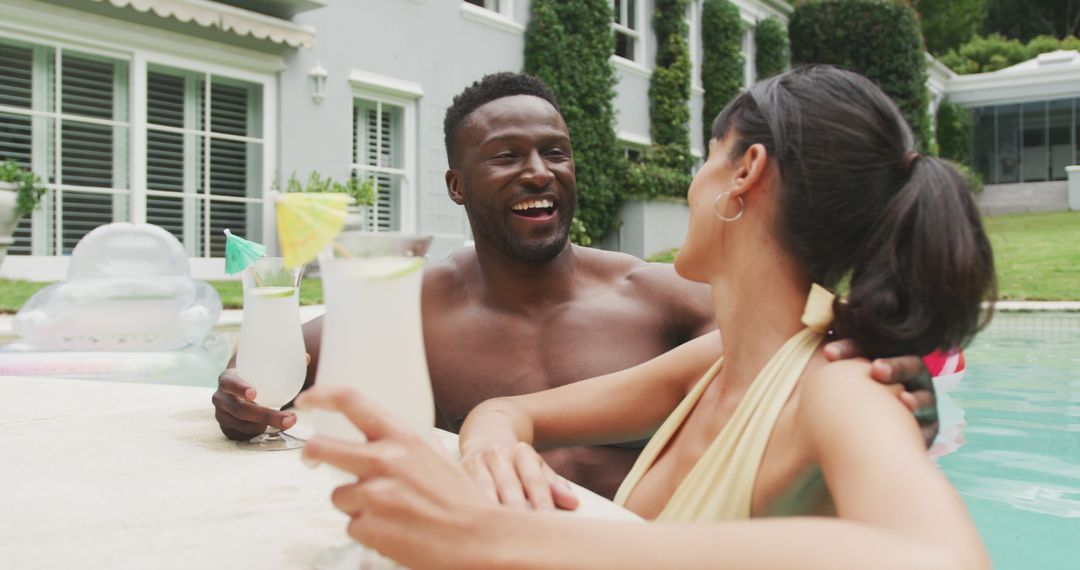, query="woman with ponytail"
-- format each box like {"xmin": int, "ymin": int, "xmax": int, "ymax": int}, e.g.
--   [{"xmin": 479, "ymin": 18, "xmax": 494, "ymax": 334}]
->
[{"xmin": 297, "ymin": 66, "xmax": 996, "ymax": 569}]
